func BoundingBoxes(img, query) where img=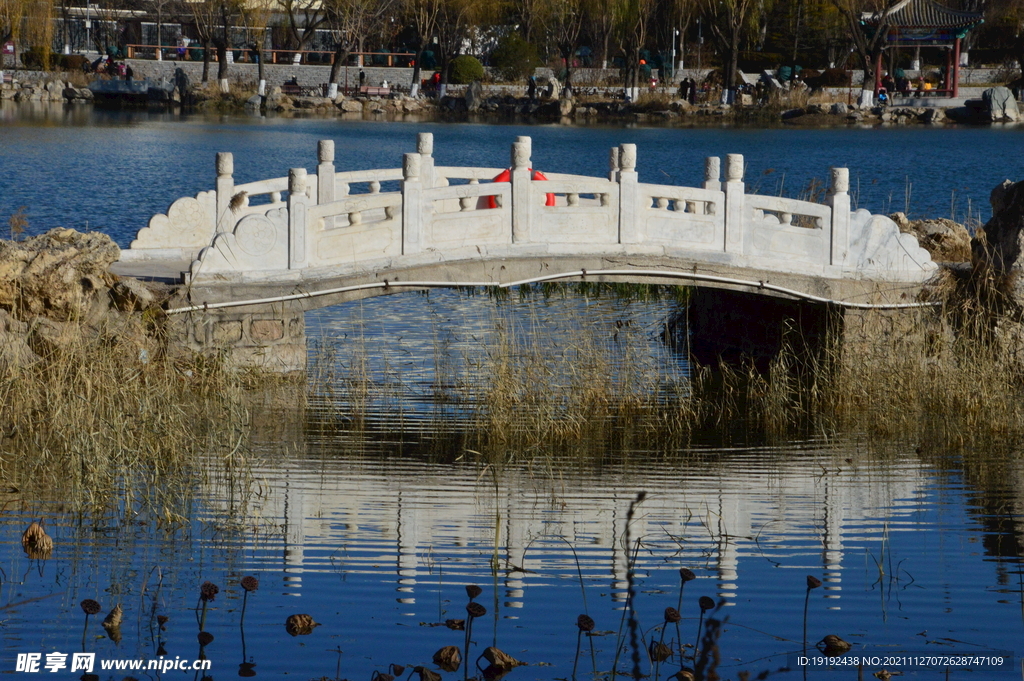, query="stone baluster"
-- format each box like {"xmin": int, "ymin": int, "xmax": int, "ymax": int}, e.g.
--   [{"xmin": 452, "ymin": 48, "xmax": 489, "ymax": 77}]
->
[
  {"xmin": 216, "ymin": 152, "xmax": 234, "ymax": 233},
  {"xmin": 618, "ymin": 143, "xmax": 640, "ymax": 244},
  {"xmin": 829, "ymin": 167, "xmax": 851, "ymax": 267},
  {"xmin": 723, "ymin": 154, "xmax": 745, "ymax": 255},
  {"xmin": 288, "ymin": 168, "xmax": 309, "ymax": 269},
  {"xmin": 703, "ymin": 156, "xmax": 721, "ymax": 216},
  {"xmin": 317, "ymin": 140, "xmax": 335, "ymax": 229},
  {"xmin": 703, "ymin": 156, "xmax": 721, "ymax": 191},
  {"xmin": 609, "ymin": 146, "xmax": 620, "ymax": 182},
  {"xmin": 370, "ymin": 181, "xmax": 381, "ymax": 194},
  {"xmin": 567, "ymin": 193, "xmax": 580, "ymax": 207},
  {"xmin": 402, "ymin": 153, "xmax": 422, "ymax": 254},
  {"xmin": 511, "ymin": 136, "xmax": 532, "ymax": 243},
  {"xmin": 417, "ymin": 133, "xmax": 436, "ymax": 188}
]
